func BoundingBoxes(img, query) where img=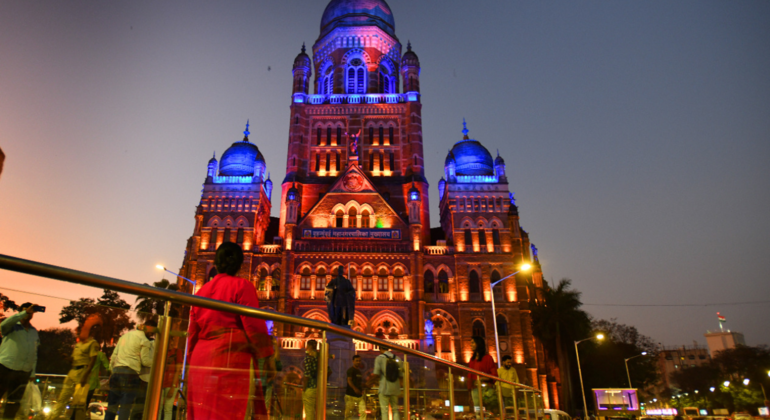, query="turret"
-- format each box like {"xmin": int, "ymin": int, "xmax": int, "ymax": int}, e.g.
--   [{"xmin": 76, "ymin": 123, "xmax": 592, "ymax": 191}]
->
[
  {"xmin": 407, "ymin": 182, "xmax": 422, "ymax": 251},
  {"xmin": 438, "ymin": 177, "xmax": 446, "ymax": 202},
  {"xmin": 292, "ymin": 44, "xmax": 312, "ymax": 96},
  {"xmin": 495, "ymin": 150, "xmax": 507, "ymax": 182},
  {"xmin": 401, "ymin": 41, "xmax": 420, "ymax": 96},
  {"xmin": 285, "ymin": 183, "xmax": 300, "ymax": 224},
  {"xmin": 264, "ymin": 173, "xmax": 273, "ymax": 200},
  {"xmin": 207, "ymin": 152, "xmax": 218, "ymax": 180}
]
